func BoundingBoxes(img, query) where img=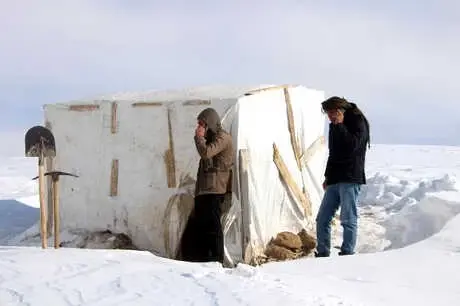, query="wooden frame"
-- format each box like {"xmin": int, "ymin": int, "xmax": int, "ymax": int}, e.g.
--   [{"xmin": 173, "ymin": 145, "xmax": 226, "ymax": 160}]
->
[
  {"xmin": 68, "ymin": 104, "xmax": 100, "ymax": 111},
  {"xmin": 110, "ymin": 159, "xmax": 119, "ymax": 196}
]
